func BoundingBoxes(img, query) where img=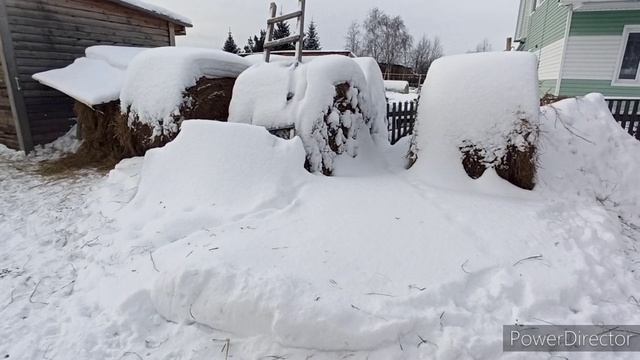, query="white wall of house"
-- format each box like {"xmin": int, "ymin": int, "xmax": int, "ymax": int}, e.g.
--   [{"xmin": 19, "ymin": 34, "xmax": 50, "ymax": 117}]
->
[
  {"xmin": 537, "ymin": 38, "xmax": 566, "ymax": 80},
  {"xmin": 562, "ymin": 35, "xmax": 623, "ymax": 80}
]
